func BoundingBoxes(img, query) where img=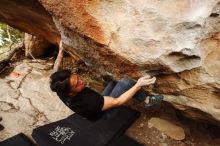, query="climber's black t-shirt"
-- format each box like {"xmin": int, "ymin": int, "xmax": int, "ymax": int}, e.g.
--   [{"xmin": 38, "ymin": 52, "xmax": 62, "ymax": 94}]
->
[{"xmin": 57, "ymin": 87, "xmax": 104, "ymax": 121}]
